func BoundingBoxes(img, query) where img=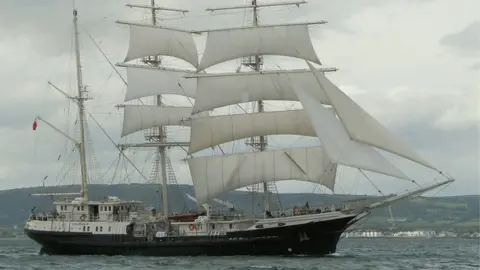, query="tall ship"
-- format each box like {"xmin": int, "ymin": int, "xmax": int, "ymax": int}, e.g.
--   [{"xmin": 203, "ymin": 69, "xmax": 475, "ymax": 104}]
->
[{"xmin": 24, "ymin": 1, "xmax": 454, "ymax": 256}]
